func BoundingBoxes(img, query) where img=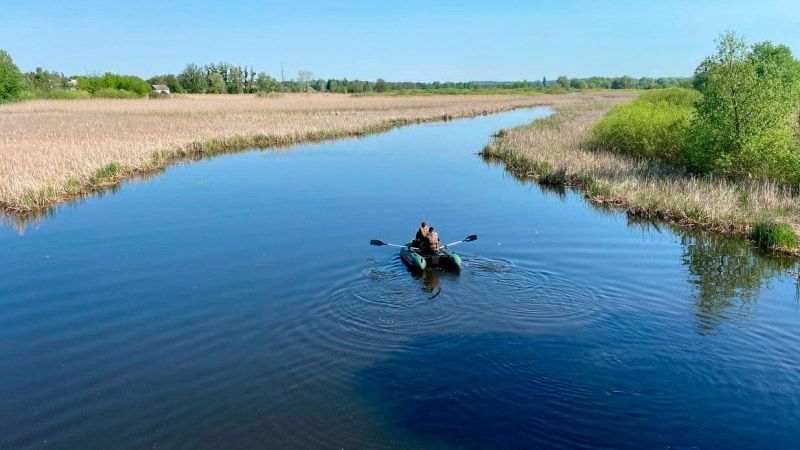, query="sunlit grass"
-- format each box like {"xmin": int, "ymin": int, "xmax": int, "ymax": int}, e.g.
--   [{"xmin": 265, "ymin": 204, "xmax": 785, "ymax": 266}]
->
[{"xmin": 1, "ymin": 92, "xmax": 616, "ymax": 213}]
